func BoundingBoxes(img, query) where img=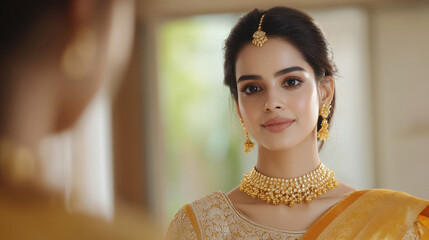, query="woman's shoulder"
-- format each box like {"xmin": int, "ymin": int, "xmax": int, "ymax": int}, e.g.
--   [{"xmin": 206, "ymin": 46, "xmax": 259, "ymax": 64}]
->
[
  {"xmin": 0, "ymin": 189, "xmax": 160, "ymax": 240},
  {"xmin": 176, "ymin": 191, "xmax": 231, "ymax": 218},
  {"xmin": 166, "ymin": 207, "xmax": 198, "ymax": 240},
  {"xmin": 329, "ymin": 188, "xmax": 429, "ymax": 238},
  {"xmin": 322, "ymin": 183, "xmax": 429, "ymax": 211},
  {"xmin": 332, "ymin": 188, "xmax": 429, "ymax": 224},
  {"xmin": 189, "ymin": 191, "xmax": 227, "ymax": 208},
  {"xmin": 166, "ymin": 191, "xmax": 230, "ymax": 240},
  {"xmin": 354, "ymin": 188, "xmax": 429, "ymax": 202},
  {"xmin": 361, "ymin": 188, "xmax": 429, "ymax": 212}
]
